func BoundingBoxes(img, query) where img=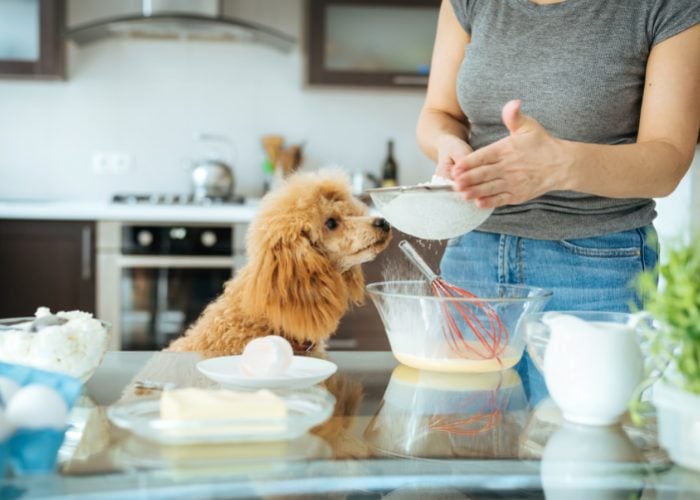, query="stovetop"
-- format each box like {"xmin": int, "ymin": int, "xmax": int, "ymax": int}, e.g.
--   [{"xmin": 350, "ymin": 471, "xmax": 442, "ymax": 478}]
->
[{"xmin": 111, "ymin": 193, "xmax": 246, "ymax": 206}]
